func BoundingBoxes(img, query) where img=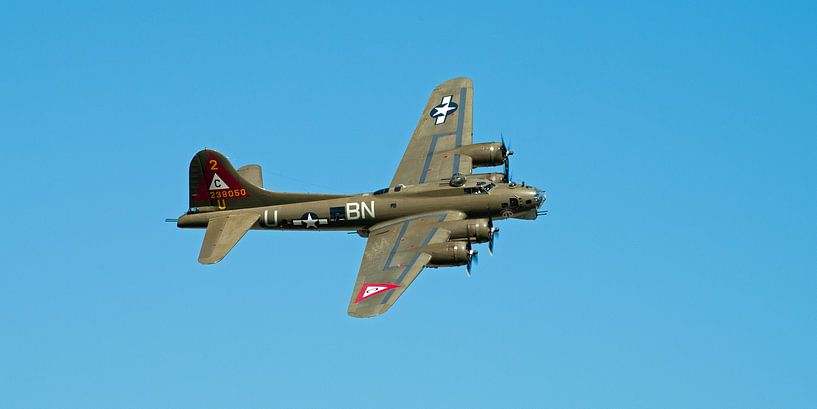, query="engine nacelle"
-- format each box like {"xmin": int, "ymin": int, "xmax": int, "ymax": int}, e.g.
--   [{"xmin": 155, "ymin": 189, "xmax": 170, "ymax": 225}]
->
[
  {"xmin": 425, "ymin": 241, "xmax": 470, "ymax": 267},
  {"xmin": 439, "ymin": 218, "xmax": 492, "ymax": 243},
  {"xmin": 455, "ymin": 142, "xmax": 505, "ymax": 168}
]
